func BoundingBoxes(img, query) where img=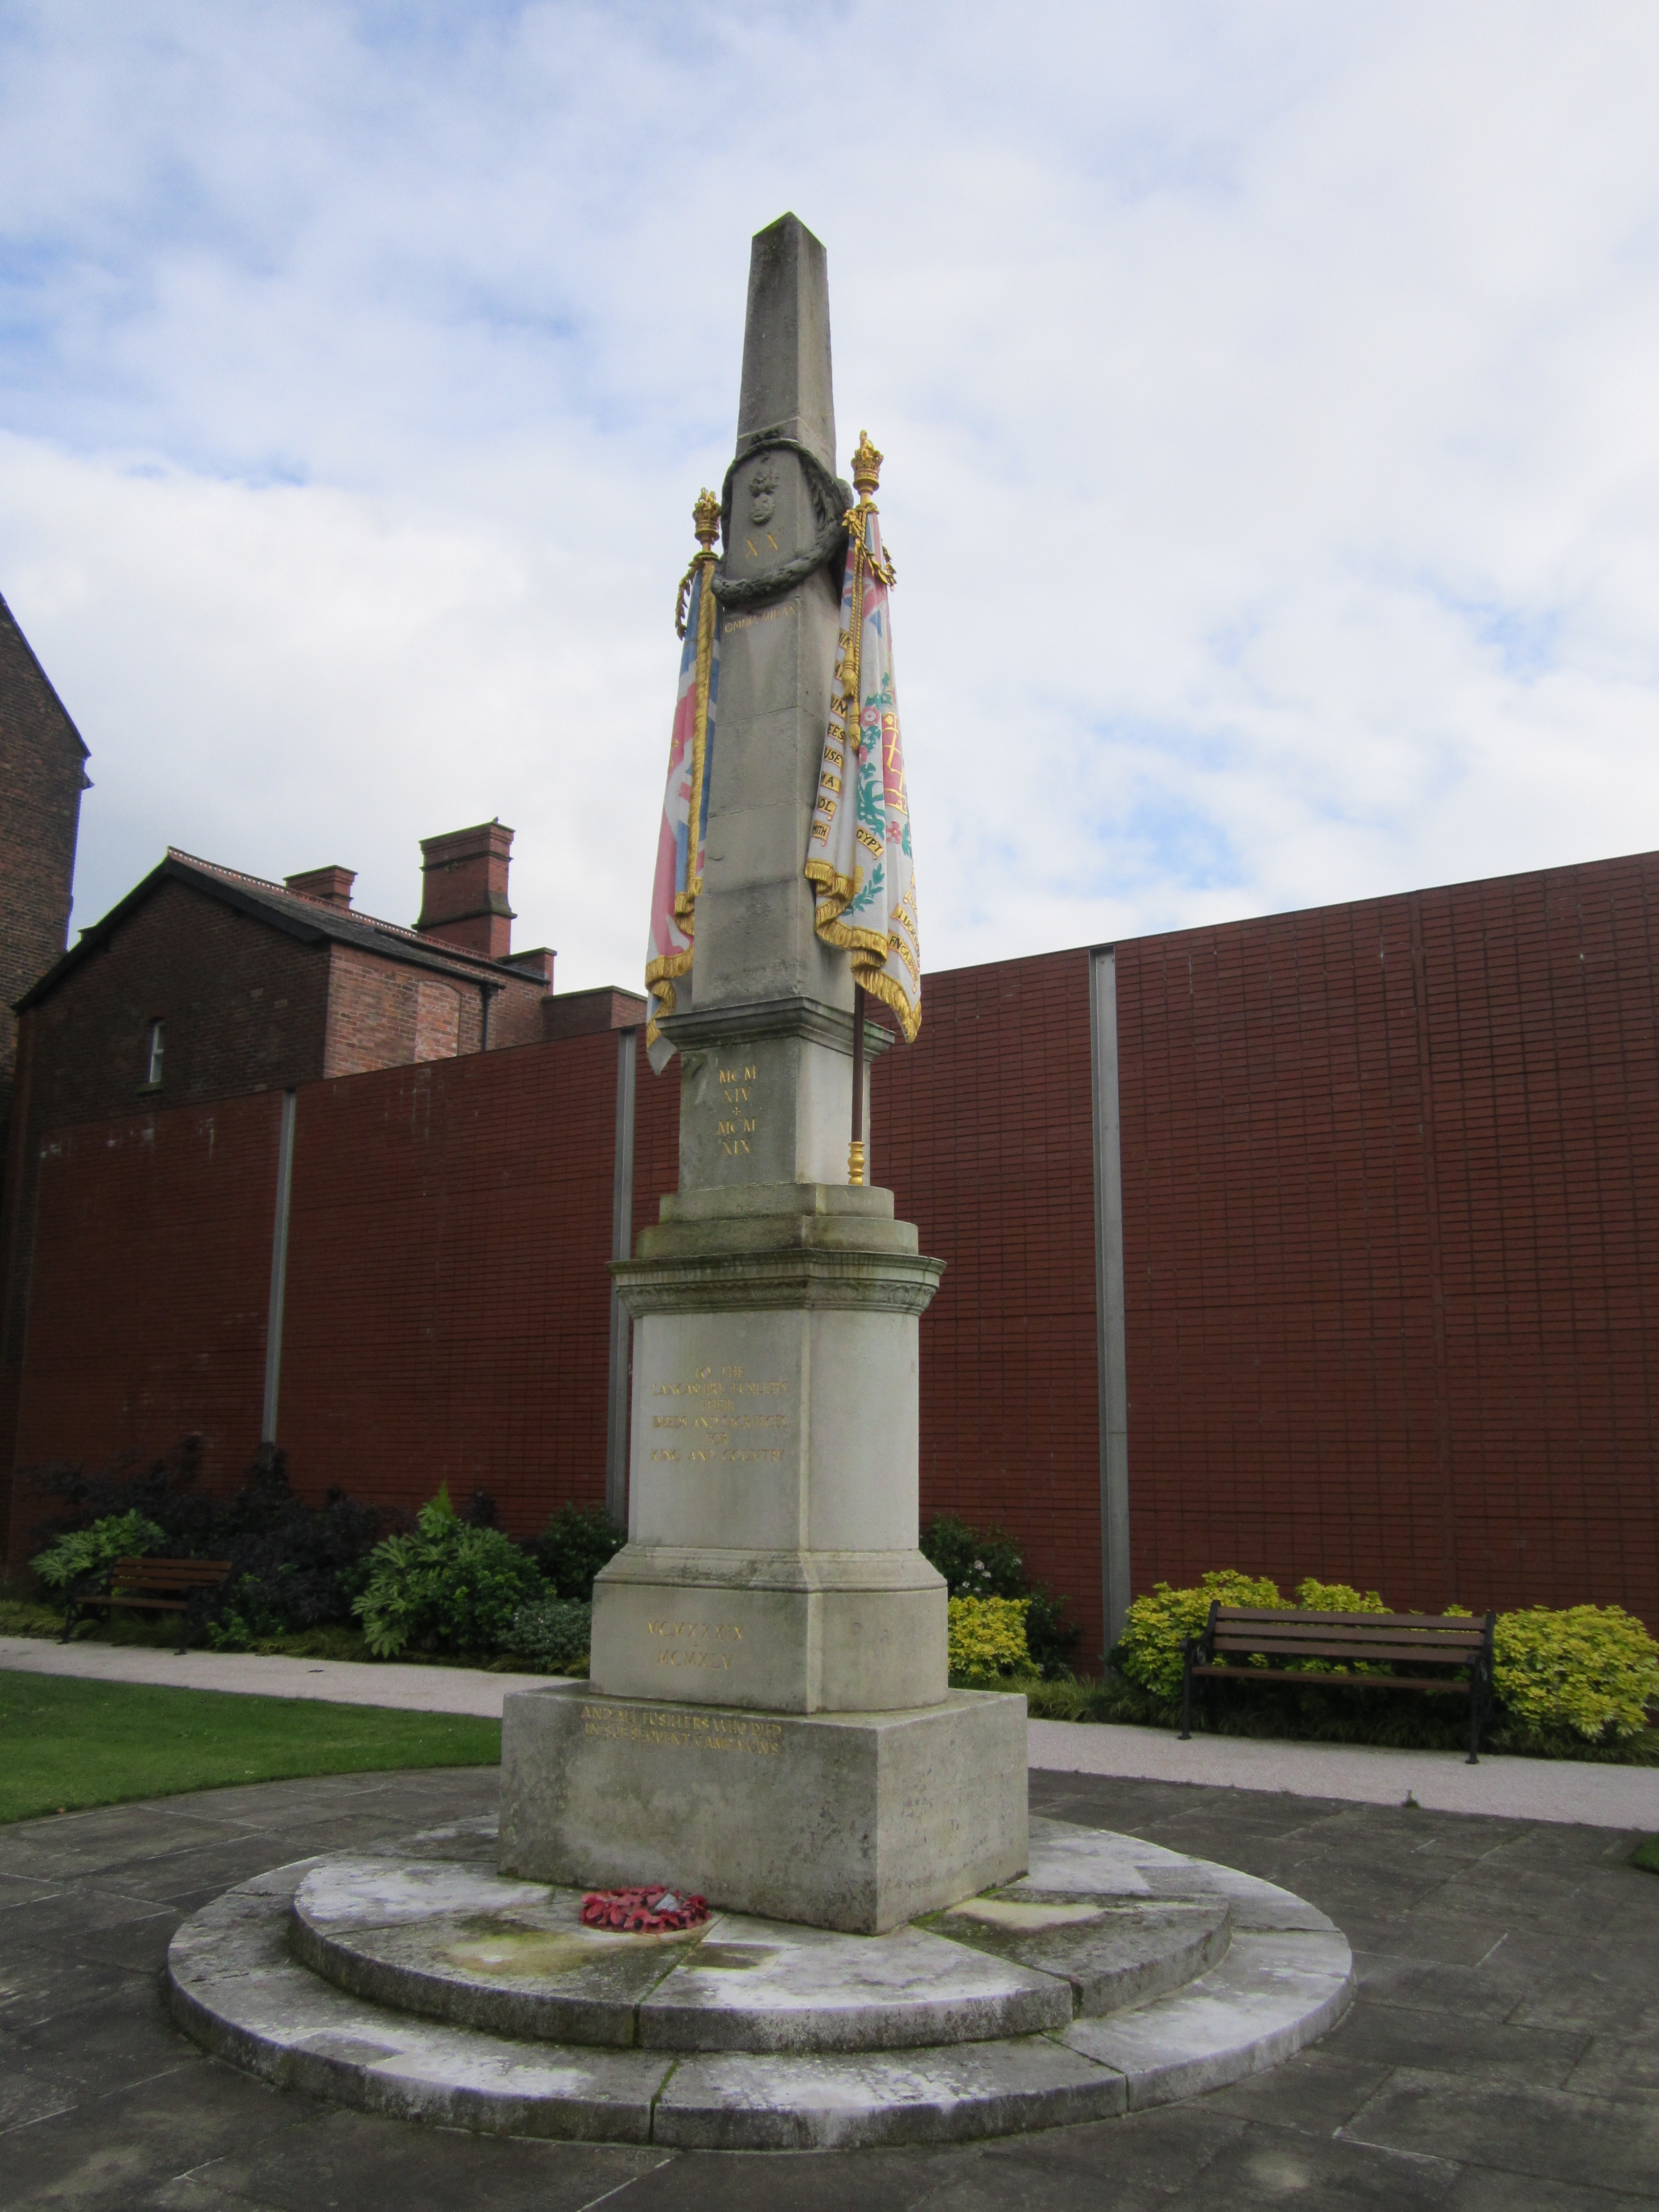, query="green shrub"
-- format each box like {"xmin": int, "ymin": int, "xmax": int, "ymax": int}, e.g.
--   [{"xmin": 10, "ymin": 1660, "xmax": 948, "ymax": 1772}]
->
[
  {"xmin": 1113, "ymin": 1570, "xmax": 1287, "ymax": 1705},
  {"xmin": 532, "ymin": 1502, "xmax": 625, "ymax": 1600},
  {"xmin": 504, "ymin": 1597, "xmax": 592, "ymax": 1674},
  {"xmin": 948, "ymin": 1594, "xmax": 1039, "ymax": 1688},
  {"xmin": 25, "ymin": 1443, "xmax": 388, "ymax": 1634},
  {"xmin": 1493, "ymin": 1605, "xmax": 1659, "ymax": 1747},
  {"xmin": 1632, "ymin": 1837, "xmax": 1659, "ymax": 1876},
  {"xmin": 31, "ymin": 1512, "xmax": 167, "ymax": 1598},
  {"xmin": 353, "ymin": 1488, "xmax": 544, "ymax": 1659},
  {"xmin": 922, "ymin": 1515, "xmax": 1026, "ymax": 1598},
  {"xmin": 921, "ymin": 1514, "xmax": 1080, "ymax": 1676}
]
